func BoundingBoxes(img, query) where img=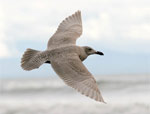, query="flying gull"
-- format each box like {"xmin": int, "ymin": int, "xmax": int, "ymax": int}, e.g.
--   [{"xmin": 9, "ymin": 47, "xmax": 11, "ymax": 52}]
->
[{"xmin": 21, "ymin": 11, "xmax": 105, "ymax": 103}]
